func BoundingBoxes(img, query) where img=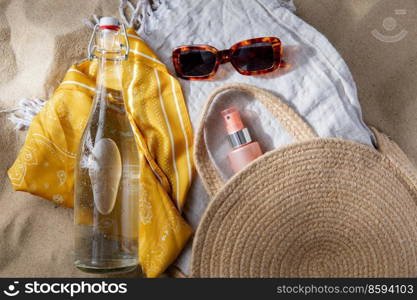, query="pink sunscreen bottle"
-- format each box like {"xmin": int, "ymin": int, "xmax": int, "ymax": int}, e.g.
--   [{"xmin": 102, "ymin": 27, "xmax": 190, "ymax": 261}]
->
[{"xmin": 221, "ymin": 107, "xmax": 263, "ymax": 174}]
